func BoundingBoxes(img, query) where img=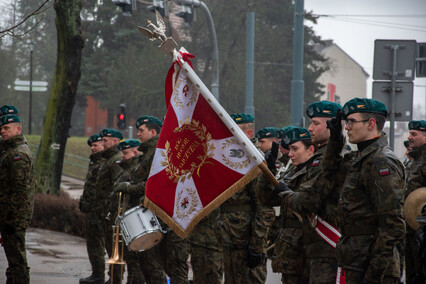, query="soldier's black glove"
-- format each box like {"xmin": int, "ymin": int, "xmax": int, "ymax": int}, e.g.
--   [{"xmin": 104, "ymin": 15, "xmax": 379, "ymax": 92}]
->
[
  {"xmin": 360, "ymin": 279, "xmax": 375, "ymax": 284},
  {"xmin": 326, "ymin": 108, "xmax": 343, "ymax": 141},
  {"xmin": 271, "ymin": 182, "xmax": 293, "ymax": 200},
  {"xmin": 265, "ymin": 142, "xmax": 279, "ymax": 175},
  {"xmin": 247, "ymin": 249, "xmax": 266, "ymax": 269}
]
